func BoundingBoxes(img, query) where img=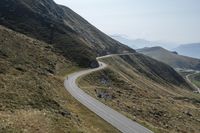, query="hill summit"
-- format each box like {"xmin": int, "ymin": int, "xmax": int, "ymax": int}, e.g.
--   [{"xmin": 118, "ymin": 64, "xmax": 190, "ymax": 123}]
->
[
  {"xmin": 0, "ymin": 0, "xmax": 134, "ymax": 67},
  {"xmin": 137, "ymin": 46, "xmax": 200, "ymax": 70}
]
